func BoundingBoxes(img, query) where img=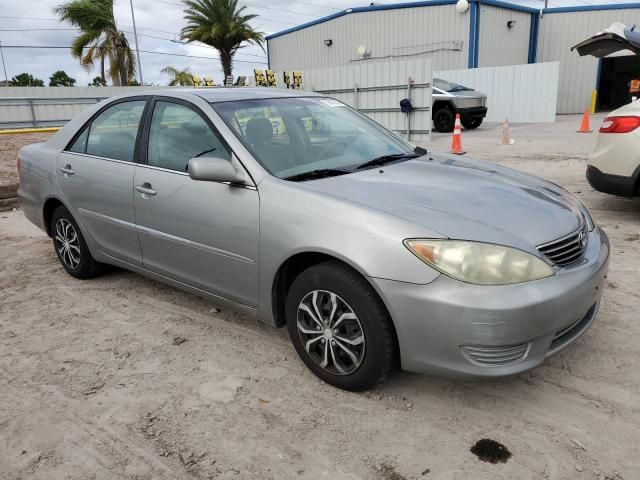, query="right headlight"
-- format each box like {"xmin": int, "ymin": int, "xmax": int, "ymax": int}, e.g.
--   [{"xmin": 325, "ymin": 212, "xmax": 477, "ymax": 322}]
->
[{"xmin": 404, "ymin": 239, "xmax": 555, "ymax": 286}]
